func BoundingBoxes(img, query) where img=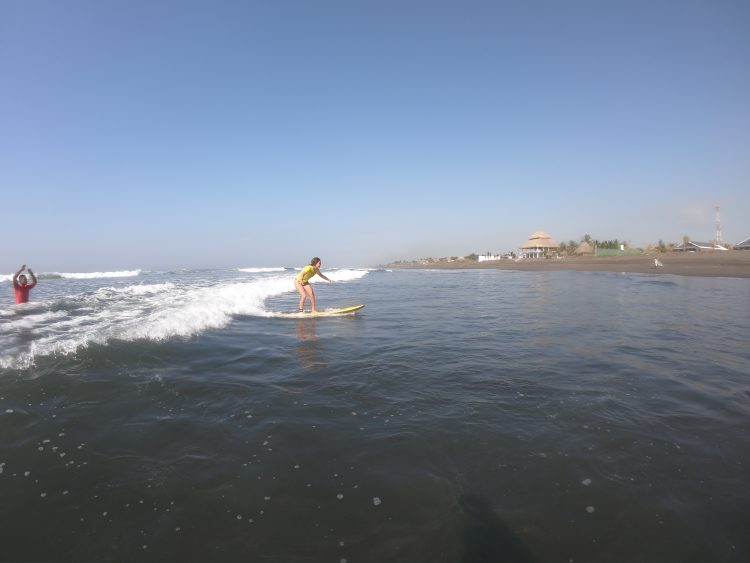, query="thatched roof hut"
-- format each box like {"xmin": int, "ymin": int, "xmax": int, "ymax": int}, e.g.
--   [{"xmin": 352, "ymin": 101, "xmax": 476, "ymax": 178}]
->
[
  {"xmin": 575, "ymin": 241, "xmax": 594, "ymax": 255},
  {"xmin": 520, "ymin": 231, "xmax": 559, "ymax": 258}
]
